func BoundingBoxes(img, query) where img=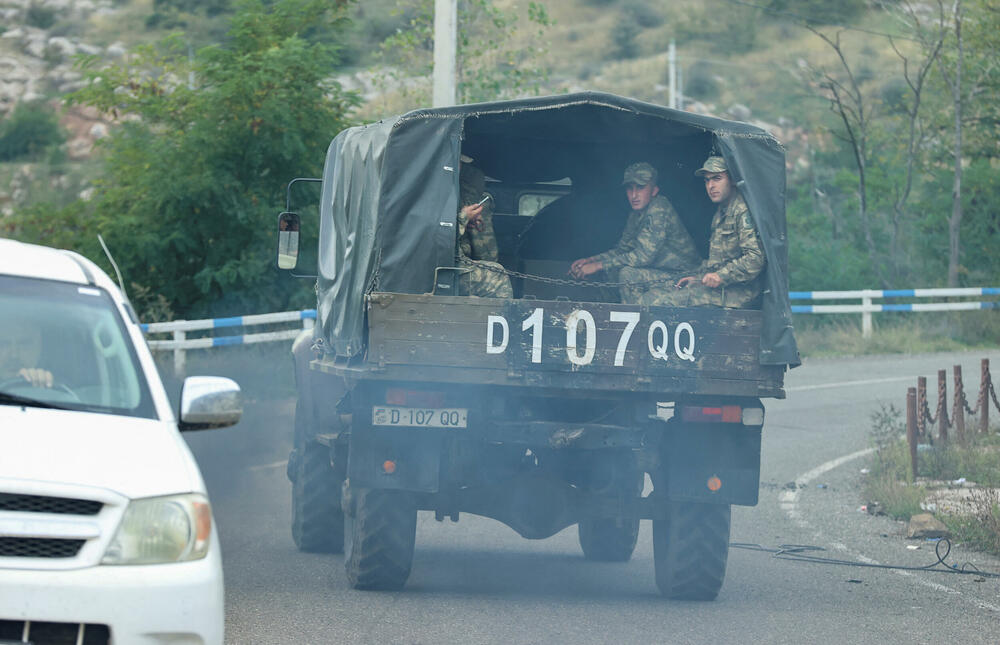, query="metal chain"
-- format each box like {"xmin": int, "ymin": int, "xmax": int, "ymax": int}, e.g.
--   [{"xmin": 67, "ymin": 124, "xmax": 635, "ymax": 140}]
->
[
  {"xmin": 920, "ymin": 391, "xmax": 938, "ymax": 427},
  {"xmin": 459, "ymin": 258, "xmax": 674, "ymax": 289},
  {"xmin": 959, "ymin": 377, "xmax": 977, "ymax": 416},
  {"xmin": 989, "ymin": 372, "xmax": 1000, "ymax": 414}
]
